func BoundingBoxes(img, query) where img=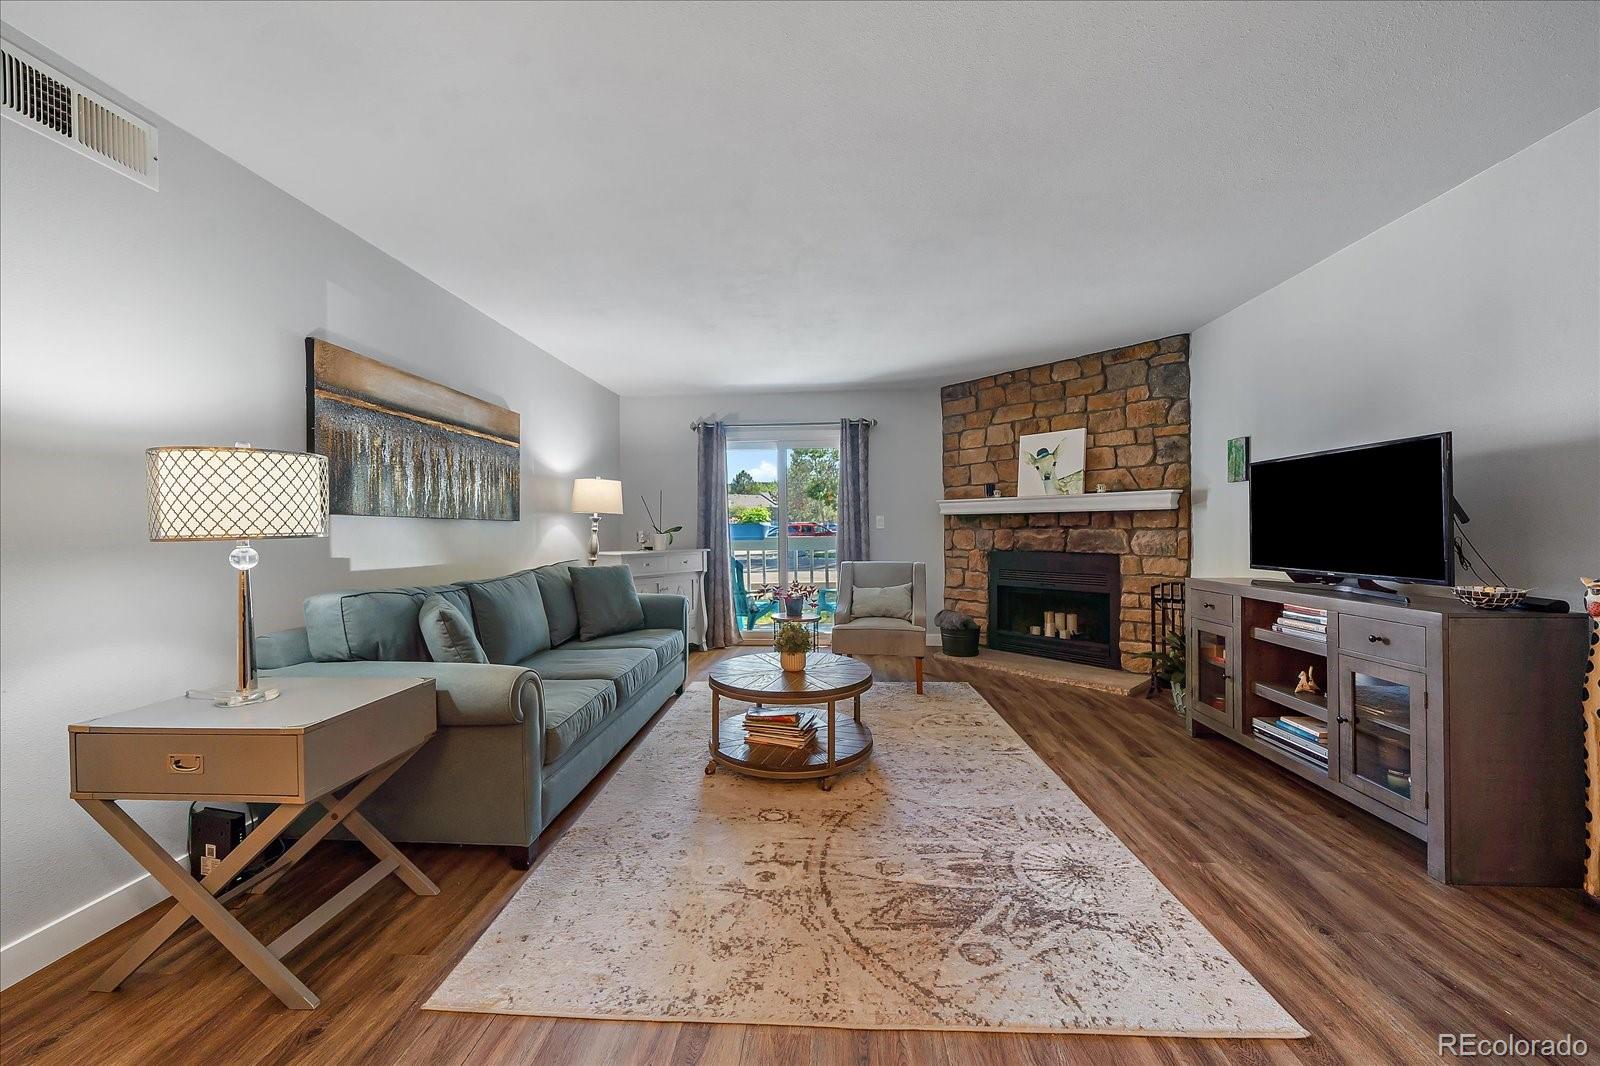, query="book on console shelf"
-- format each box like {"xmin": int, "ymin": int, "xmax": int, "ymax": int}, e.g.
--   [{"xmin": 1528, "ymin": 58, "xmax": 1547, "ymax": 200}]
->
[
  {"xmin": 1274, "ymin": 606, "xmax": 1328, "ymax": 636},
  {"xmin": 1253, "ymin": 718, "xmax": 1329, "ymax": 764},
  {"xmin": 1274, "ymin": 715, "xmax": 1328, "ymax": 743}
]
